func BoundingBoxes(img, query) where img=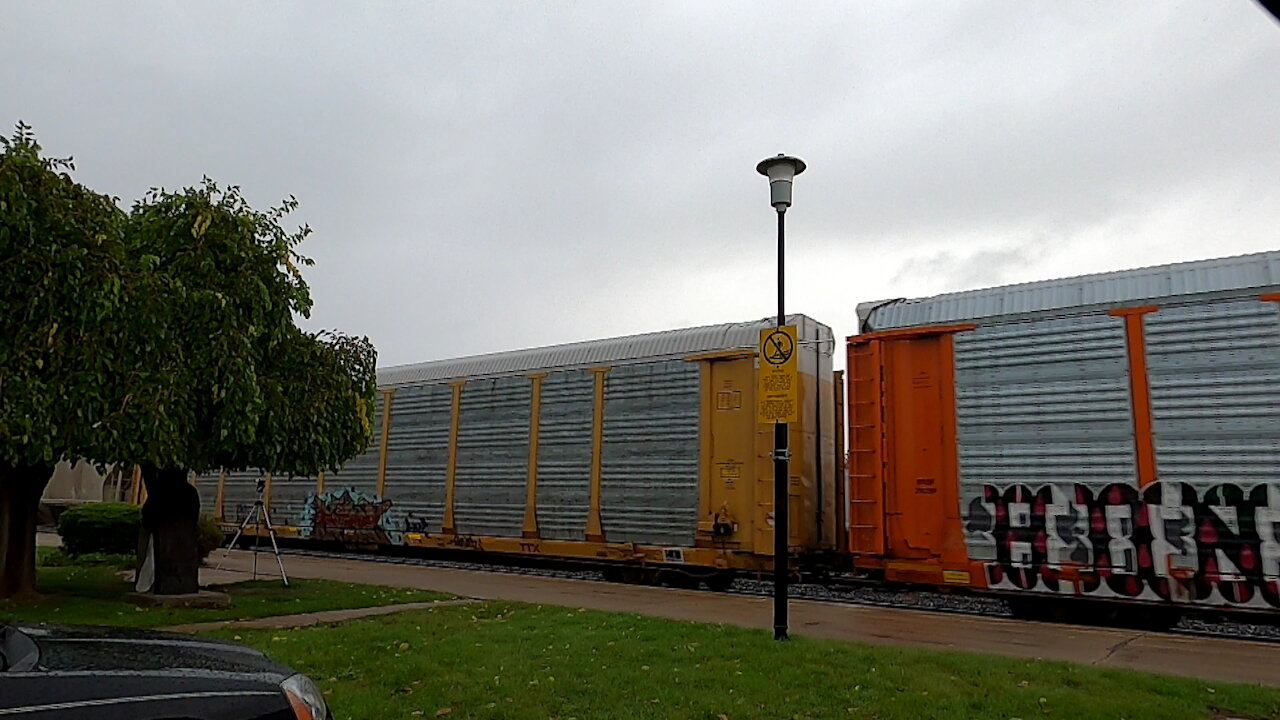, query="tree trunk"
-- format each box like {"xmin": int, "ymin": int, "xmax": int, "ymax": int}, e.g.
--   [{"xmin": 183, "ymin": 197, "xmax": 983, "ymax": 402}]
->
[
  {"xmin": 0, "ymin": 465, "xmax": 54, "ymax": 600},
  {"xmin": 140, "ymin": 466, "xmax": 200, "ymax": 595}
]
